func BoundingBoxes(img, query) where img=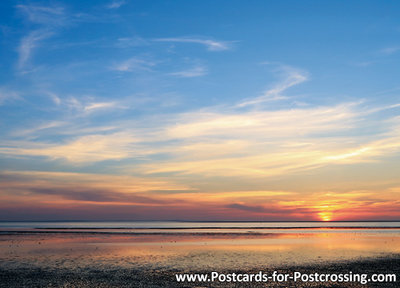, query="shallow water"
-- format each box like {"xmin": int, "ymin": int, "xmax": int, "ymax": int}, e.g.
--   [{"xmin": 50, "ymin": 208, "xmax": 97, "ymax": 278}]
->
[
  {"xmin": 1, "ymin": 226, "xmax": 399, "ymax": 271},
  {"xmin": 1, "ymin": 220, "xmax": 400, "ymax": 229}
]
